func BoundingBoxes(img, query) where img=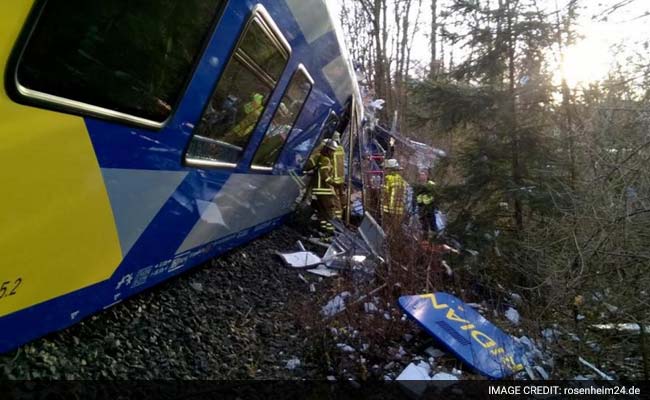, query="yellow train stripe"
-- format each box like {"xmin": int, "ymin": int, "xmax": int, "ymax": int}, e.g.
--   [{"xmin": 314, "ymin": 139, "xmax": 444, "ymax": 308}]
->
[{"xmin": 0, "ymin": 2, "xmax": 122, "ymax": 317}]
